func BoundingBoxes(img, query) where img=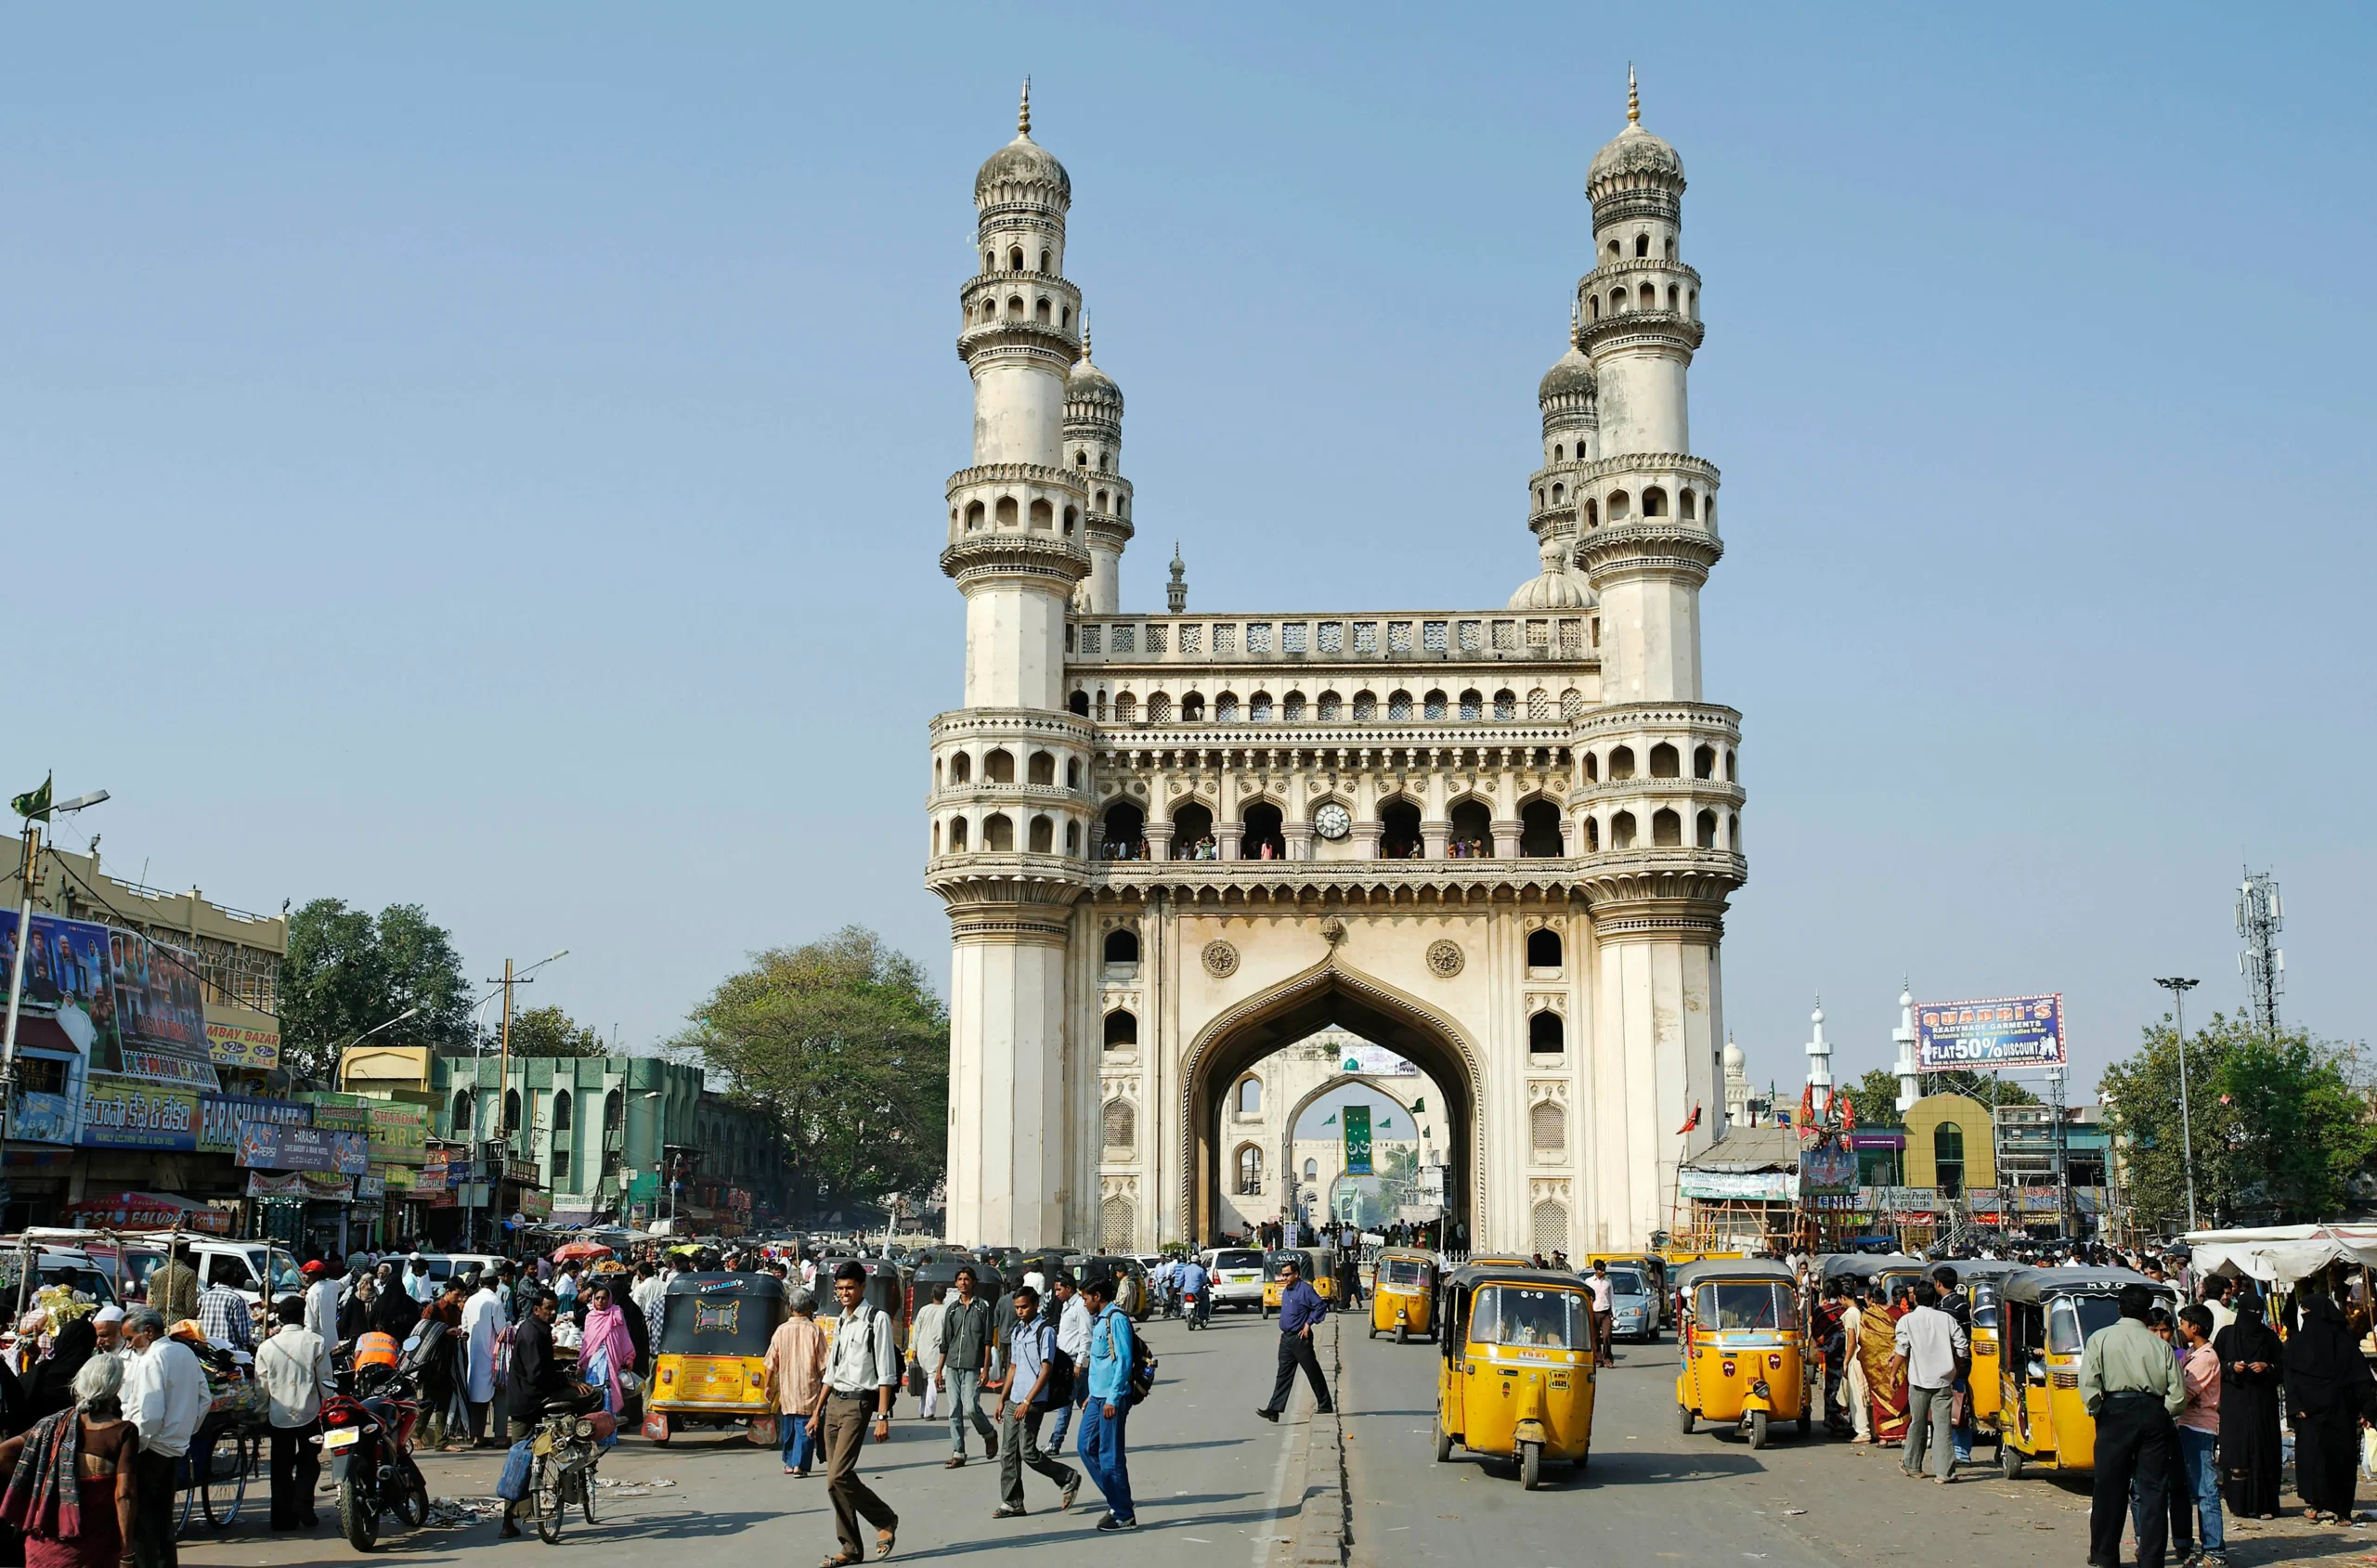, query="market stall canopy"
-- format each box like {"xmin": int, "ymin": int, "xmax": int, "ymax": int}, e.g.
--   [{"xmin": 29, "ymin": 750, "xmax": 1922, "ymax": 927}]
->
[
  {"xmin": 550, "ymin": 1240, "xmax": 615, "ymax": 1262},
  {"xmin": 2181, "ymin": 1224, "xmax": 2377, "ymax": 1282}
]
